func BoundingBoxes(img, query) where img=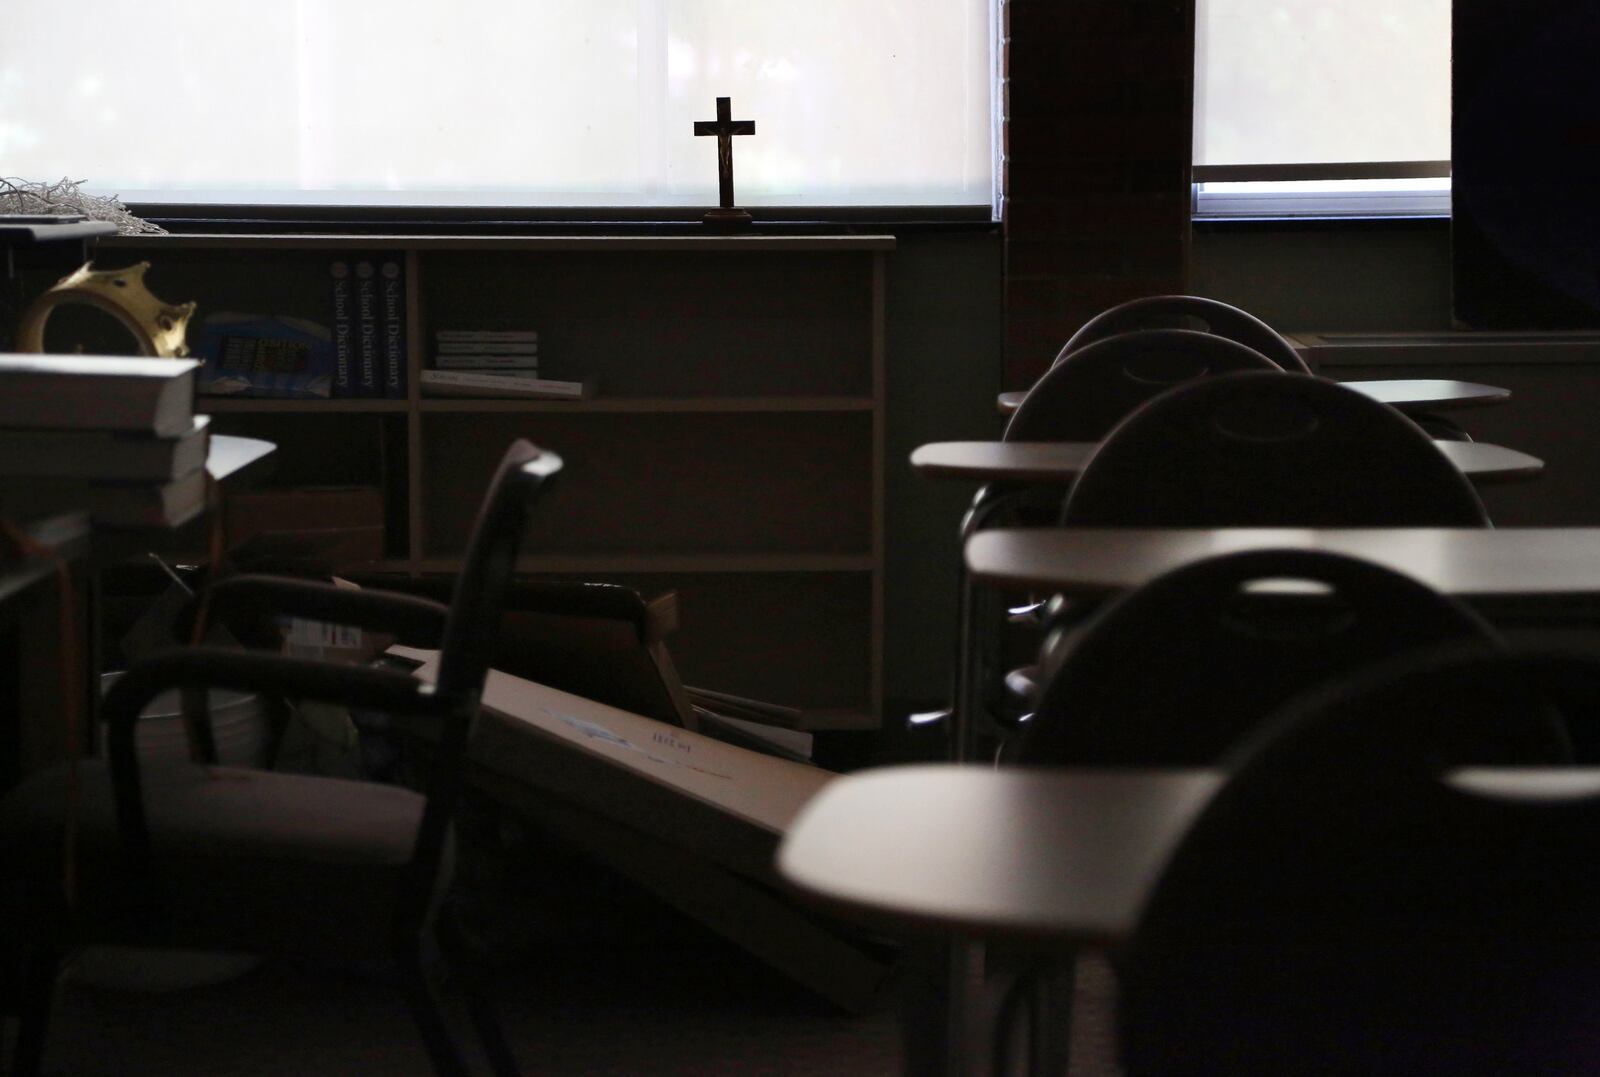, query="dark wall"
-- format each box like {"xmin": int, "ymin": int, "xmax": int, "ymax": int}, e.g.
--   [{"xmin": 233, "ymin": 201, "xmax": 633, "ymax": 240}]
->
[
  {"xmin": 1192, "ymin": 221, "xmax": 1454, "ymax": 333},
  {"xmin": 882, "ymin": 229, "xmax": 1004, "ymax": 705}
]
